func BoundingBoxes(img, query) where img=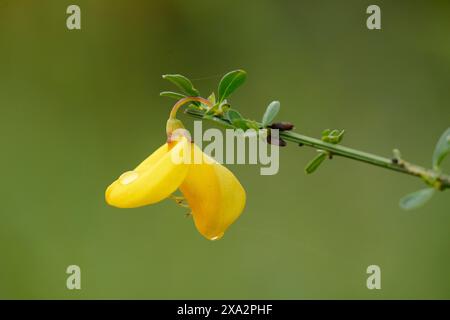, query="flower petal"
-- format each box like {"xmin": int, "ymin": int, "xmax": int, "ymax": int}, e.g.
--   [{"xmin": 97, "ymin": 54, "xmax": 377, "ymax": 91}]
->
[
  {"xmin": 105, "ymin": 138, "xmax": 190, "ymax": 208},
  {"xmin": 179, "ymin": 144, "xmax": 246, "ymax": 240}
]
